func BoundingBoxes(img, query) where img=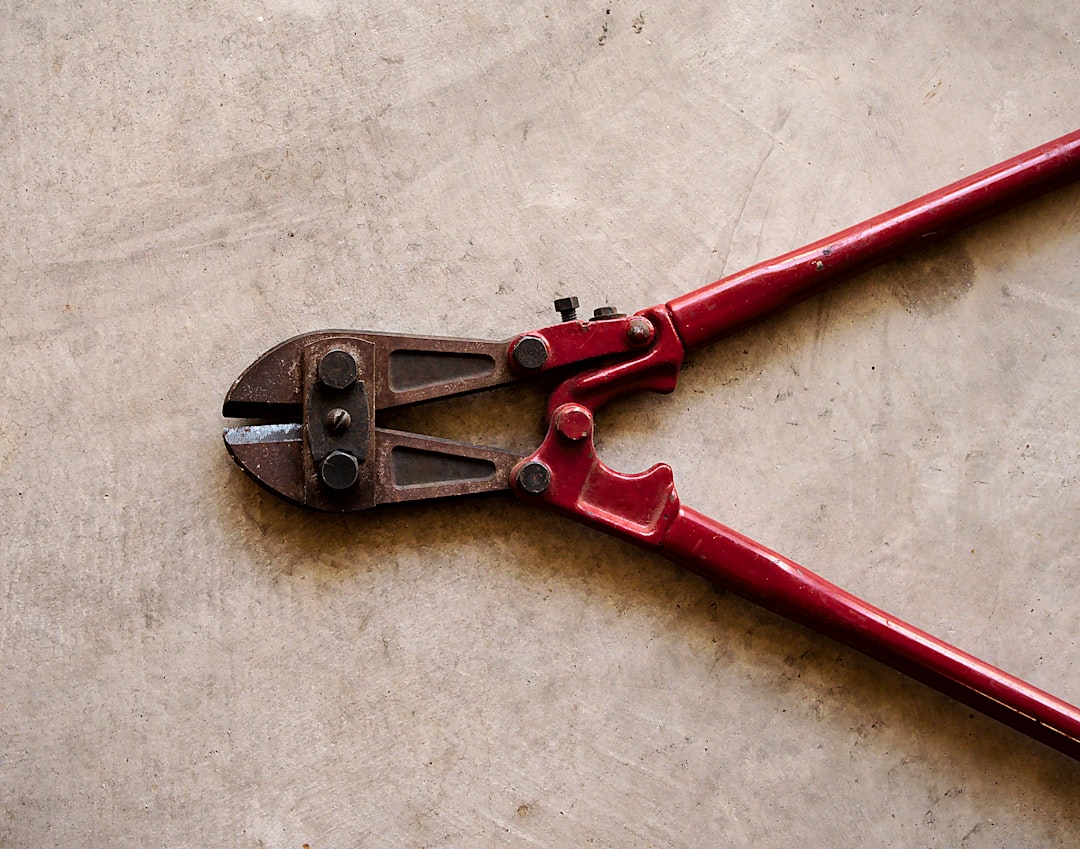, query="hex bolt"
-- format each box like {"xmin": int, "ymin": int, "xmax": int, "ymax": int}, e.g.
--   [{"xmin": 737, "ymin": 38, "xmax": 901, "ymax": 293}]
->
[
  {"xmin": 325, "ymin": 407, "xmax": 352, "ymax": 433},
  {"xmin": 517, "ymin": 460, "xmax": 551, "ymax": 494},
  {"xmin": 590, "ymin": 306, "xmax": 625, "ymax": 321},
  {"xmin": 320, "ymin": 450, "xmax": 360, "ymax": 490},
  {"xmin": 512, "ymin": 335, "xmax": 549, "ymax": 370},
  {"xmin": 554, "ymin": 296, "xmax": 580, "ymax": 322},
  {"xmin": 625, "ymin": 316, "xmax": 654, "ymax": 347},
  {"xmin": 318, "ymin": 349, "xmax": 358, "ymax": 390}
]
